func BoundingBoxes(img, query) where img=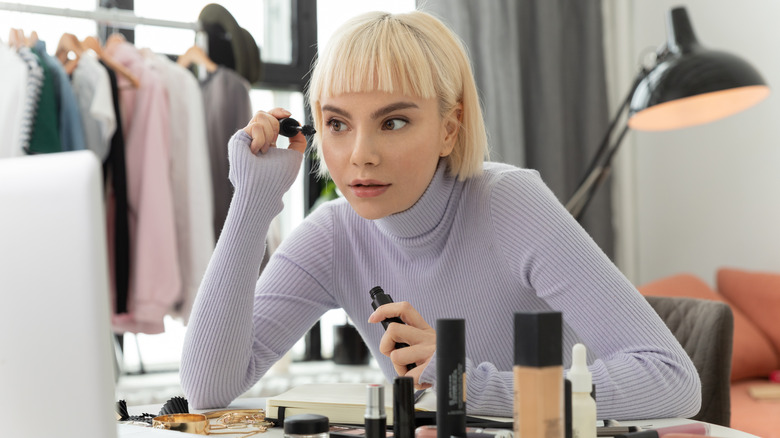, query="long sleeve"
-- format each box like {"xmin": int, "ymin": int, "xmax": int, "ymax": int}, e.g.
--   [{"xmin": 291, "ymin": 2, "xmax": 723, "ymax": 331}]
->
[
  {"xmin": 180, "ymin": 131, "xmax": 305, "ymax": 409},
  {"xmin": 452, "ymin": 168, "xmax": 701, "ymax": 419}
]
